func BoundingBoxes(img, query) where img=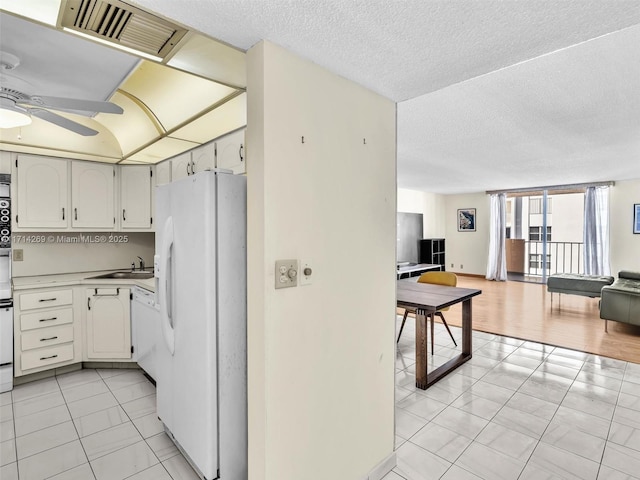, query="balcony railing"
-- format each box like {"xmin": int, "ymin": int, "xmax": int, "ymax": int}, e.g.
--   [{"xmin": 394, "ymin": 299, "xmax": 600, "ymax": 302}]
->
[{"xmin": 525, "ymin": 241, "xmax": 583, "ymax": 276}]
